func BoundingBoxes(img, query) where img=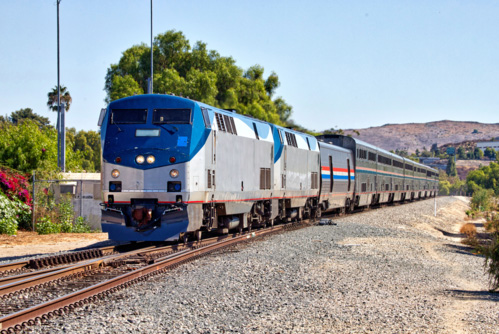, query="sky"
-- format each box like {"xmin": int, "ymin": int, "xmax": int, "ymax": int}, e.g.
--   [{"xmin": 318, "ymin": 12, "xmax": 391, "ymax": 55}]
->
[{"xmin": 1, "ymin": 1, "xmax": 498, "ymax": 133}]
